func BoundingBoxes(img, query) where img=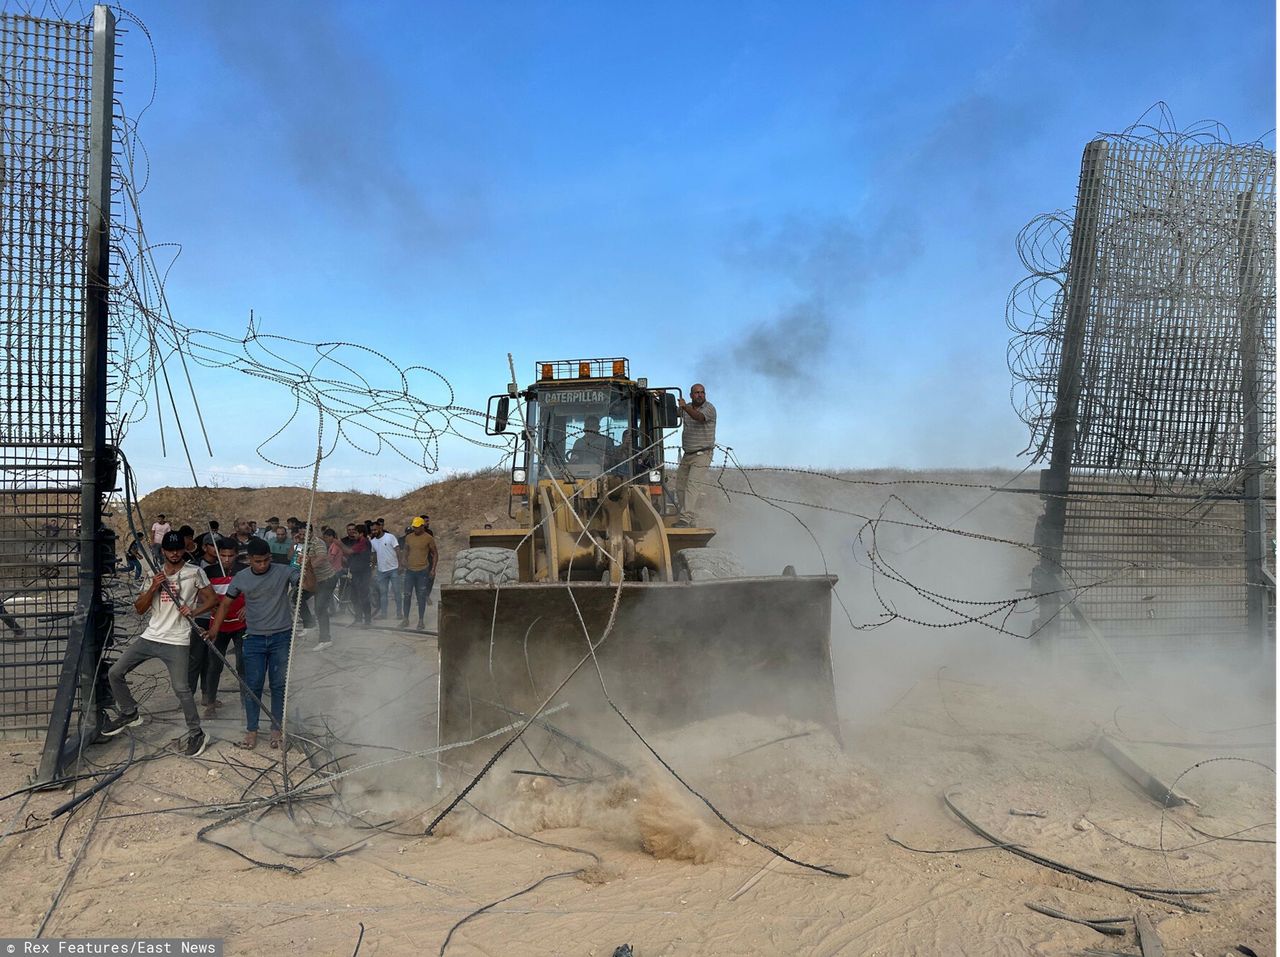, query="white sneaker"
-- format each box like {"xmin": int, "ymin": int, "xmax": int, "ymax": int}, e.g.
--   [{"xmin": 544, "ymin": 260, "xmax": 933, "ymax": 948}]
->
[
  {"xmin": 315, "ymin": 640, "xmax": 333, "ymax": 651},
  {"xmin": 294, "ymin": 627, "xmax": 308, "ymax": 637}
]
